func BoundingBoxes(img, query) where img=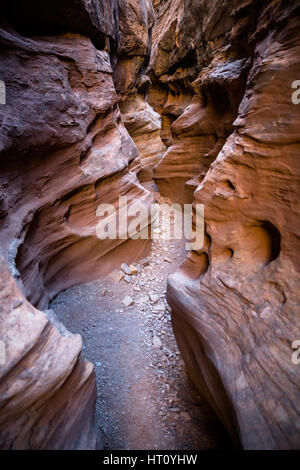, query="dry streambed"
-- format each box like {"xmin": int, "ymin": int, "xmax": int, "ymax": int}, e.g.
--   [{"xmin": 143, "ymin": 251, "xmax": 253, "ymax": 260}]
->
[{"xmin": 51, "ymin": 205, "xmax": 231, "ymax": 450}]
